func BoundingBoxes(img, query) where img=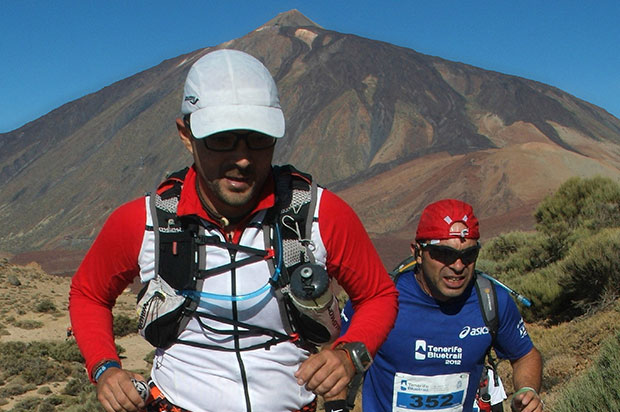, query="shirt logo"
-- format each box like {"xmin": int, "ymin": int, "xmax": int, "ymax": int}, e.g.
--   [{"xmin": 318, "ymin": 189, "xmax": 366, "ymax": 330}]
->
[
  {"xmin": 415, "ymin": 339, "xmax": 427, "ymax": 360},
  {"xmin": 459, "ymin": 325, "xmax": 489, "ymax": 339},
  {"xmin": 184, "ymin": 95, "xmax": 199, "ymax": 105},
  {"xmin": 414, "ymin": 339, "xmax": 463, "ymax": 365},
  {"xmin": 518, "ymin": 318, "xmax": 528, "ymax": 338}
]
